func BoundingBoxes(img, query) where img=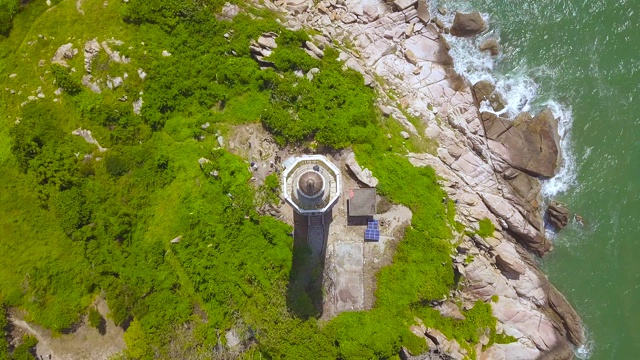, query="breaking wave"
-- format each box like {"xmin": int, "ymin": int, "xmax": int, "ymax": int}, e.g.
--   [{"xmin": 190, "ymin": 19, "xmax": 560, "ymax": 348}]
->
[{"xmin": 434, "ymin": 5, "xmax": 576, "ymax": 198}]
